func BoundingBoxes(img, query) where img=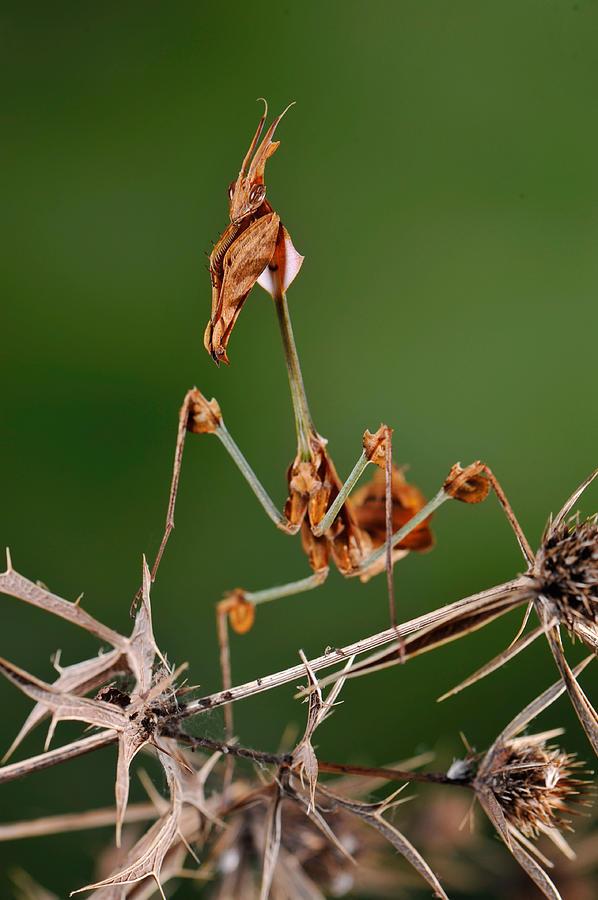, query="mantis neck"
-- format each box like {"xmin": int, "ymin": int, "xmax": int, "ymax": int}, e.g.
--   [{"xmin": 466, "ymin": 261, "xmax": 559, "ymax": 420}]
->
[{"xmin": 274, "ymin": 291, "xmax": 314, "ymax": 460}]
